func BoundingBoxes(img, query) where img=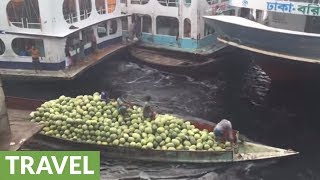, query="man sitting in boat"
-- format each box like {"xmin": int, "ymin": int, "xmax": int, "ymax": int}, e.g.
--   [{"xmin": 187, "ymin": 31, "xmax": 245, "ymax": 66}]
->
[
  {"xmin": 100, "ymin": 91, "xmax": 110, "ymax": 103},
  {"xmin": 143, "ymin": 96, "xmax": 156, "ymax": 120},
  {"xmin": 117, "ymin": 97, "xmax": 130, "ymax": 116},
  {"xmin": 214, "ymin": 119, "xmax": 234, "ymax": 143}
]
